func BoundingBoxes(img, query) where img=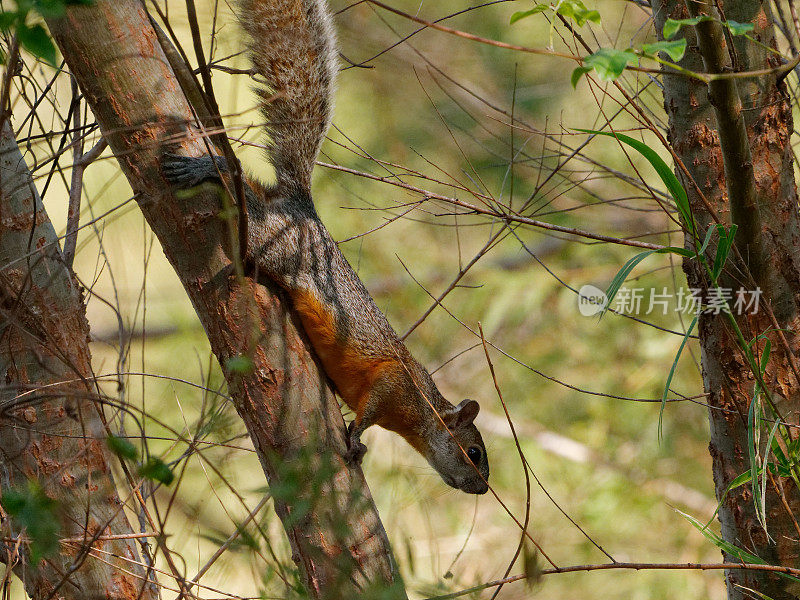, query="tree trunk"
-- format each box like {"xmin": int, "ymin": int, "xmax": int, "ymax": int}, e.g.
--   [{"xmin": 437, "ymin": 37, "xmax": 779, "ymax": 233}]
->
[
  {"xmin": 44, "ymin": 1, "xmax": 404, "ymax": 598},
  {"xmin": 0, "ymin": 123, "xmax": 160, "ymax": 599},
  {"xmin": 653, "ymin": 1, "xmax": 800, "ymax": 598}
]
